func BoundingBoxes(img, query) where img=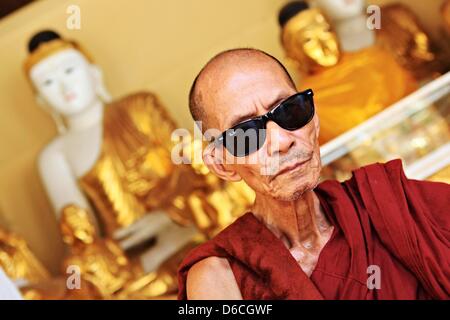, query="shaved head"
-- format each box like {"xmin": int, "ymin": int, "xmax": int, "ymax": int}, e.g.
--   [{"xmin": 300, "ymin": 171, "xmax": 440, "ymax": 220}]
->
[
  {"xmin": 190, "ymin": 48, "xmax": 321, "ymax": 203},
  {"xmin": 189, "ymin": 48, "xmax": 296, "ymax": 131}
]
